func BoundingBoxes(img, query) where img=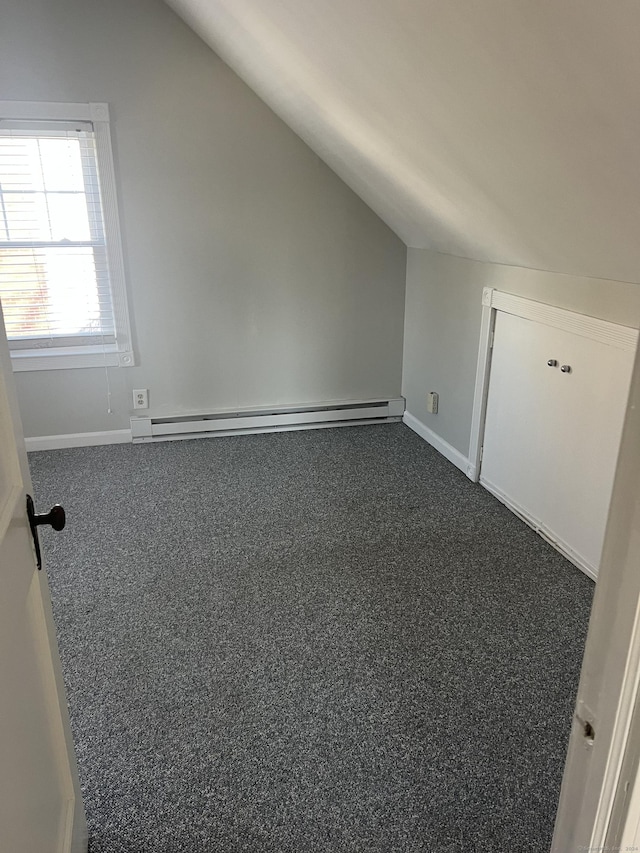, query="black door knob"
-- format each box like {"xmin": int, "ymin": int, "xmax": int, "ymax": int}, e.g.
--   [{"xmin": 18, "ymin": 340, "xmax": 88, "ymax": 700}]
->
[
  {"xmin": 26, "ymin": 495, "xmax": 66, "ymax": 570},
  {"xmin": 31, "ymin": 503, "xmax": 66, "ymax": 531}
]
